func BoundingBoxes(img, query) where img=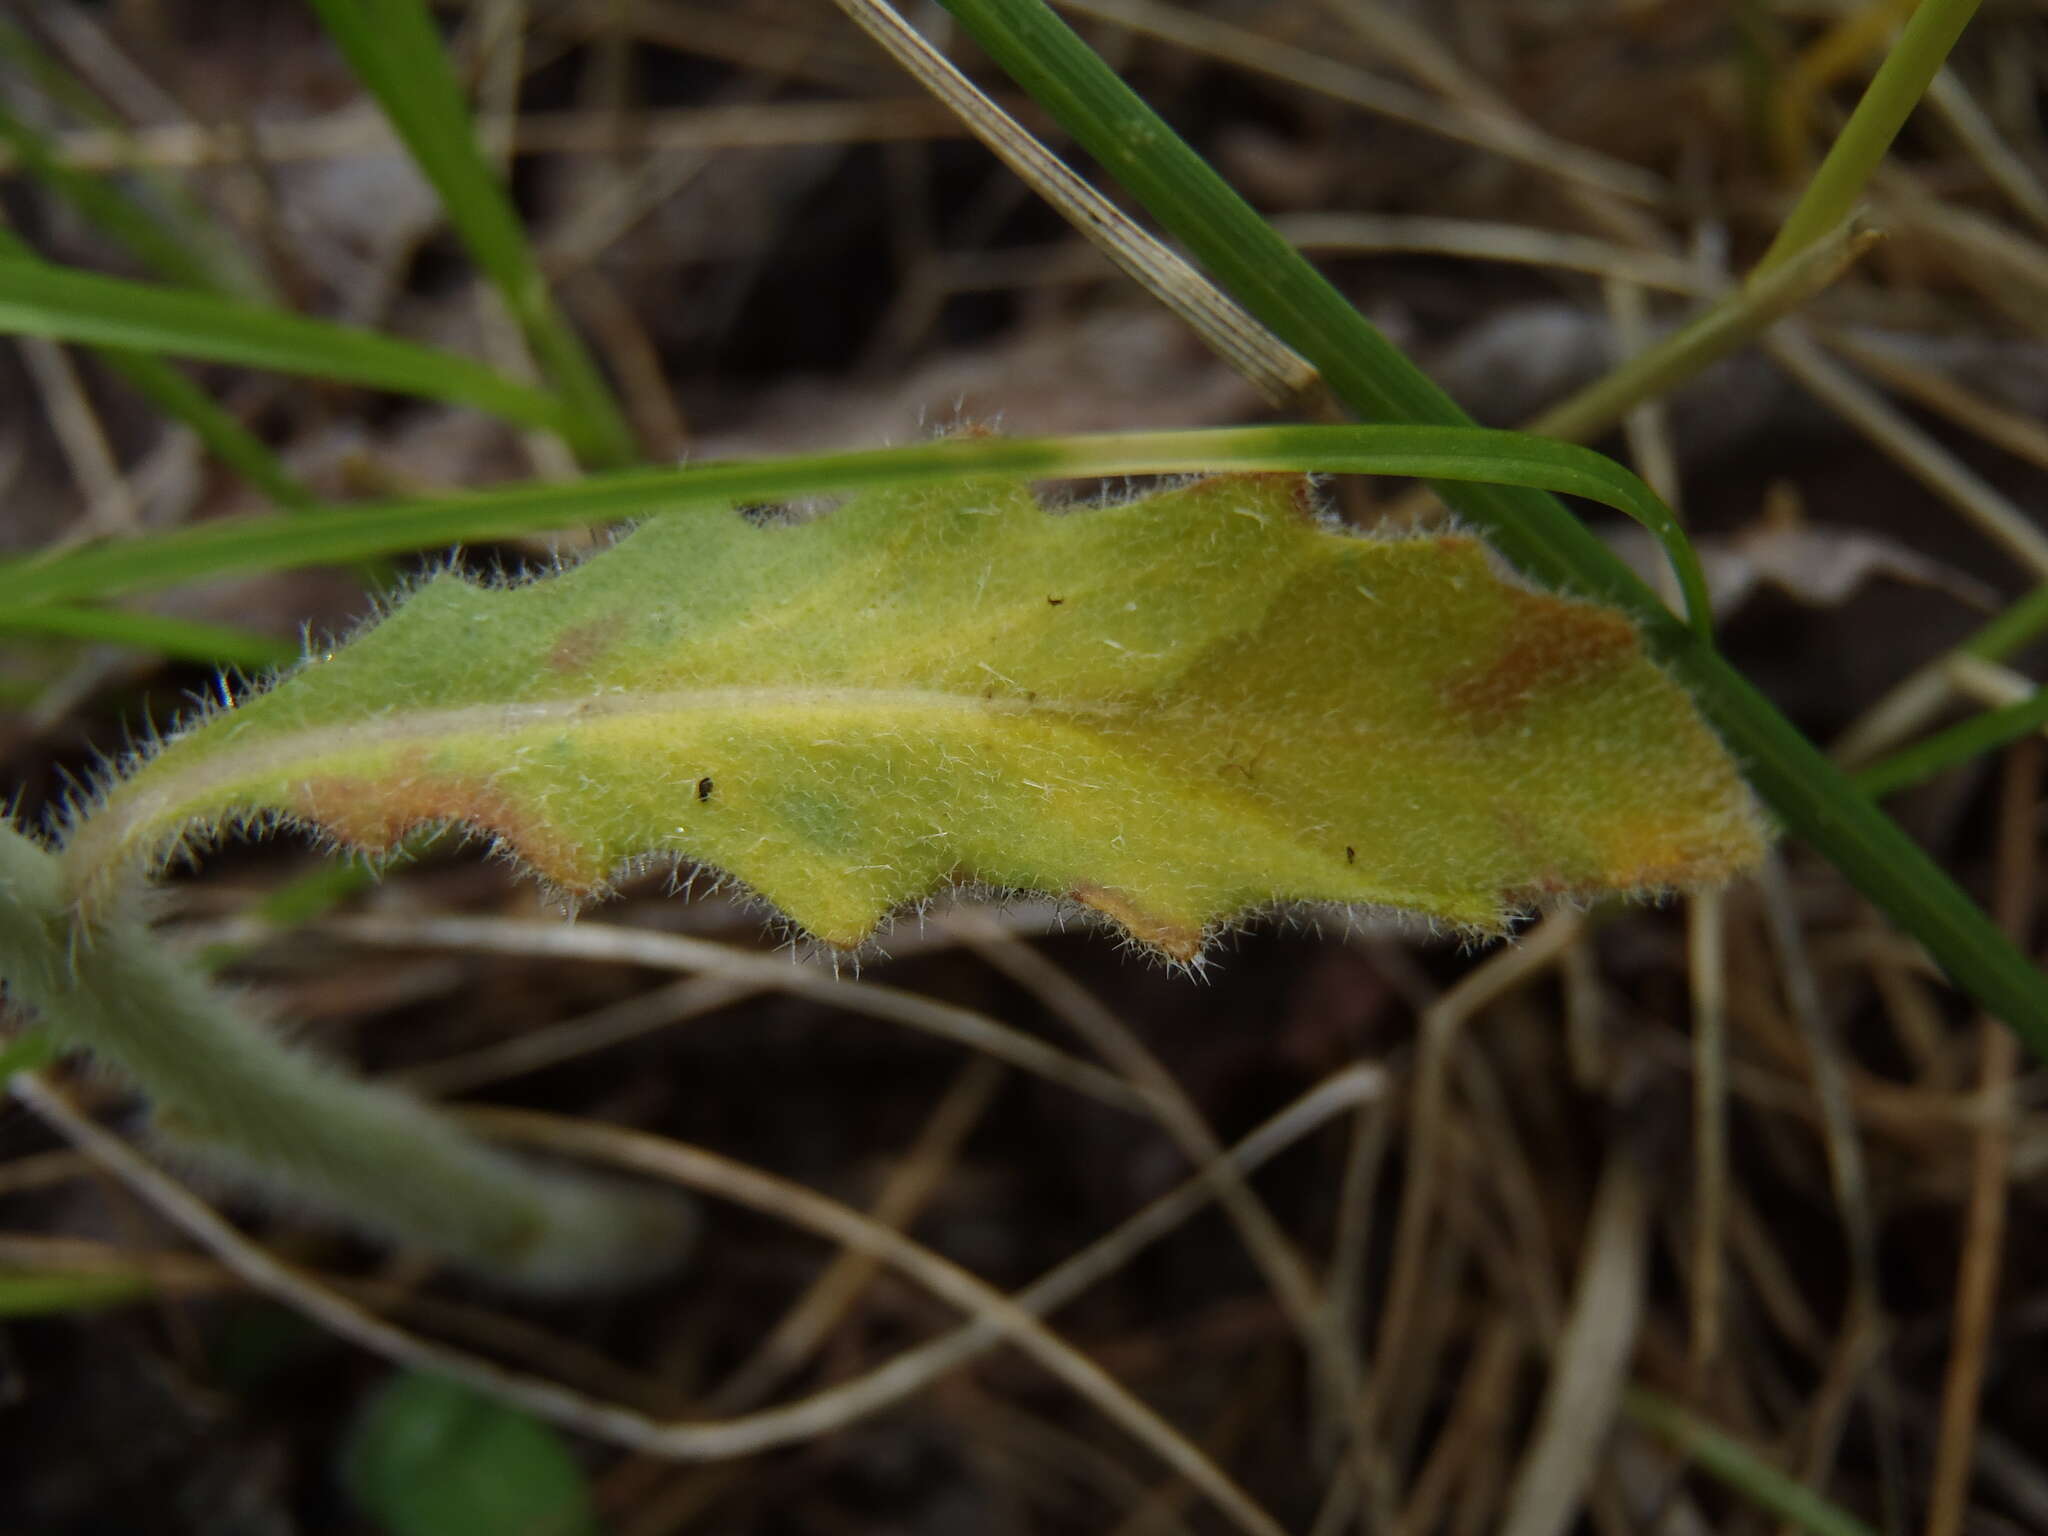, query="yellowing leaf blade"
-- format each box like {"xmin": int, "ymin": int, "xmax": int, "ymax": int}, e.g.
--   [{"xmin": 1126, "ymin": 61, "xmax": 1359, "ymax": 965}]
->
[{"xmin": 69, "ymin": 475, "xmax": 1765, "ymax": 955}]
